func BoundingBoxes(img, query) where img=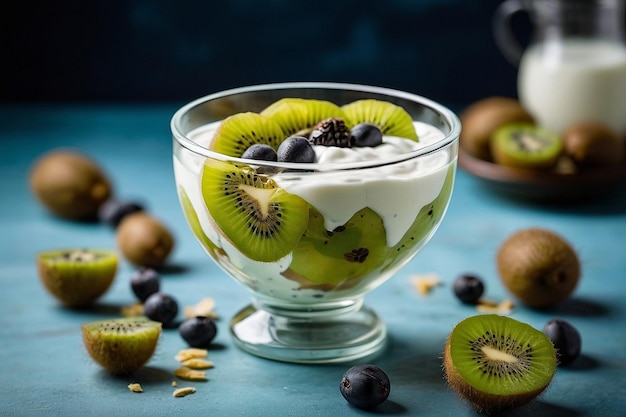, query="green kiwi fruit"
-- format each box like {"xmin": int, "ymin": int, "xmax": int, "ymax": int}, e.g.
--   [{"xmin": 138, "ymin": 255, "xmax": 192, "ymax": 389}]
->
[
  {"xmin": 341, "ymin": 99, "xmax": 418, "ymax": 141},
  {"xmin": 82, "ymin": 317, "xmax": 162, "ymax": 375},
  {"xmin": 497, "ymin": 228, "xmax": 580, "ymax": 309},
  {"xmin": 490, "ymin": 123, "xmax": 563, "ymax": 170},
  {"xmin": 443, "ymin": 314, "xmax": 557, "ymax": 414},
  {"xmin": 460, "ymin": 97, "xmax": 534, "ymax": 161},
  {"xmin": 383, "ymin": 164, "xmax": 455, "ymax": 270},
  {"xmin": 178, "ymin": 187, "xmax": 224, "ymax": 258},
  {"xmin": 37, "ymin": 249, "xmax": 117, "ymax": 308},
  {"xmin": 562, "ymin": 122, "xmax": 624, "ymax": 168},
  {"xmin": 116, "ymin": 212, "xmax": 175, "ymax": 268},
  {"xmin": 208, "ymin": 112, "xmax": 286, "ymax": 157},
  {"xmin": 201, "ymin": 160, "xmax": 309, "ymax": 263},
  {"xmin": 284, "ymin": 206, "xmax": 388, "ymax": 289},
  {"xmin": 30, "ymin": 150, "xmax": 112, "ymax": 221},
  {"xmin": 260, "ymin": 98, "xmax": 348, "ymax": 138}
]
